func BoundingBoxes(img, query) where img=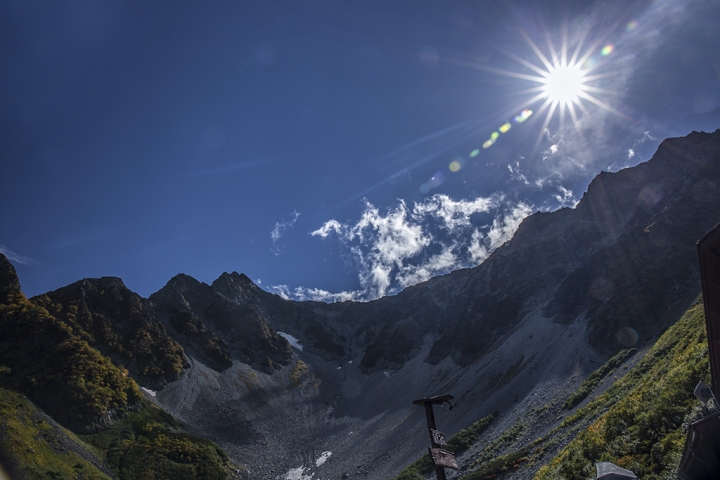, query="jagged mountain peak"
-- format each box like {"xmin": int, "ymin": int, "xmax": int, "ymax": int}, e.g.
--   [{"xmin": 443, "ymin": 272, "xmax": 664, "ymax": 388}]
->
[
  {"xmin": 0, "ymin": 253, "xmax": 21, "ymax": 299},
  {"xmin": 162, "ymin": 272, "xmax": 206, "ymax": 291},
  {"xmin": 211, "ymin": 271, "xmax": 264, "ymax": 304}
]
